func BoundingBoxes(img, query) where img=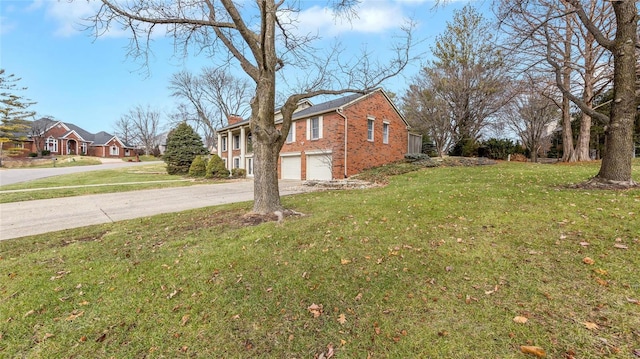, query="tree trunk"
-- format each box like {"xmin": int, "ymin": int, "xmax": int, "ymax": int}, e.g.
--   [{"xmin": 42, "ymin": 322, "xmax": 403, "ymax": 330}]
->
[
  {"xmin": 575, "ymin": 112, "xmax": 592, "ymax": 161},
  {"xmin": 561, "ymin": 13, "xmax": 575, "ymax": 162},
  {"xmin": 594, "ymin": 1, "xmax": 637, "ymax": 184},
  {"xmin": 250, "ymin": 0, "xmax": 284, "ymax": 214},
  {"xmin": 575, "ymin": 29, "xmax": 595, "ymax": 162},
  {"xmin": 252, "ymin": 133, "xmax": 283, "ymax": 214}
]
